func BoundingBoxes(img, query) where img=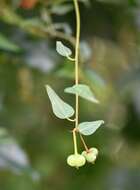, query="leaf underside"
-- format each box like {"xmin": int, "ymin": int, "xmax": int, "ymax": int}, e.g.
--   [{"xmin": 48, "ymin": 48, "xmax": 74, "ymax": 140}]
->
[
  {"xmin": 64, "ymin": 84, "xmax": 99, "ymax": 103},
  {"xmin": 45, "ymin": 85, "xmax": 74, "ymax": 119},
  {"xmin": 56, "ymin": 41, "xmax": 72, "ymax": 57},
  {"xmin": 78, "ymin": 120, "xmax": 104, "ymax": 136}
]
